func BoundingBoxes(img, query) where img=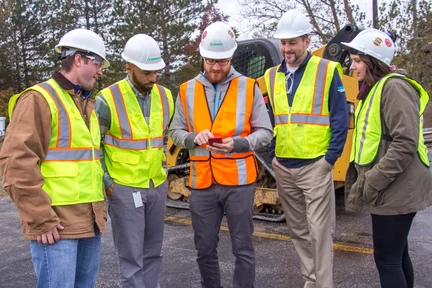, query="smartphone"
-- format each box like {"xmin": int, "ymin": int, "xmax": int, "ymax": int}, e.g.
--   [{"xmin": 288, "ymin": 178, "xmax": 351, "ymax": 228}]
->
[{"xmin": 208, "ymin": 137, "xmax": 223, "ymax": 146}]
